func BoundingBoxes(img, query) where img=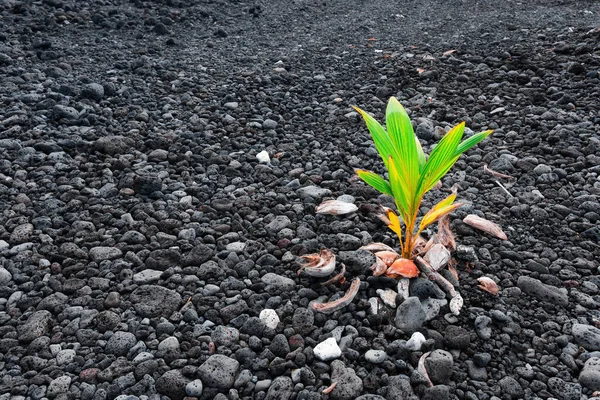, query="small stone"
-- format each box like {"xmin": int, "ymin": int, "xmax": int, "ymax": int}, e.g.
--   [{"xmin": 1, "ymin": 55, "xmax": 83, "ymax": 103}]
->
[
  {"xmin": 57, "ymin": 349, "xmax": 76, "ymax": 365},
  {"xmin": 376, "ymin": 288, "xmax": 397, "ymax": 307},
  {"xmin": 572, "ymin": 324, "xmax": 600, "ymax": 351},
  {"xmin": 474, "ymin": 315, "xmax": 492, "ymax": 340},
  {"xmin": 405, "ymin": 332, "xmax": 426, "ymax": 351},
  {"xmin": 425, "ymin": 349, "xmax": 454, "ymax": 384},
  {"xmin": 264, "ymin": 376, "xmax": 292, "ymax": 400},
  {"xmin": 547, "ymin": 377, "xmax": 581, "ymax": 400},
  {"xmin": 579, "ymin": 357, "xmax": 600, "ymax": 391},
  {"xmin": 186, "ymin": 379, "xmax": 203, "ymax": 397},
  {"xmin": 444, "ymin": 325, "xmax": 470, "ymax": 349},
  {"xmin": 18, "ymin": 310, "xmax": 53, "ymax": 343},
  {"xmin": 499, "ymin": 376, "xmax": 525, "ymax": 399},
  {"xmin": 330, "ymin": 360, "xmax": 363, "ymax": 400},
  {"xmin": 297, "ymin": 186, "xmax": 332, "ymax": 199},
  {"xmin": 259, "ymin": 309, "xmax": 280, "ymax": 329},
  {"xmin": 364, "ymin": 349, "xmax": 387, "ymax": 364},
  {"xmin": 314, "ymin": 337, "xmax": 342, "ymax": 361},
  {"xmin": 105, "ymin": 331, "xmax": 137, "ymax": 356},
  {"xmin": 263, "ymin": 119, "xmax": 278, "ymax": 129},
  {"xmin": 158, "ymin": 336, "xmax": 180, "ymax": 352},
  {"xmin": 155, "ymin": 369, "xmax": 190, "ymax": 399},
  {"xmin": 89, "ymin": 246, "xmax": 122, "ymax": 262},
  {"xmin": 395, "ymin": 297, "xmax": 427, "ymax": 333},
  {"xmin": 47, "ymin": 376, "xmax": 72, "ymax": 398},
  {"xmin": 0, "ymin": 267, "xmax": 12, "ymax": 285},
  {"xmin": 81, "ymin": 83, "xmax": 104, "ymax": 102},
  {"xmin": 198, "ymin": 354, "xmax": 239, "ymax": 389},
  {"xmin": 265, "ymin": 216, "xmax": 291, "ymax": 233},
  {"xmin": 10, "ymin": 223, "xmax": 34, "ymax": 244},
  {"xmin": 133, "ymin": 269, "xmax": 162, "ymax": 284},
  {"xmin": 517, "ymin": 276, "xmax": 568, "ymax": 306}
]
